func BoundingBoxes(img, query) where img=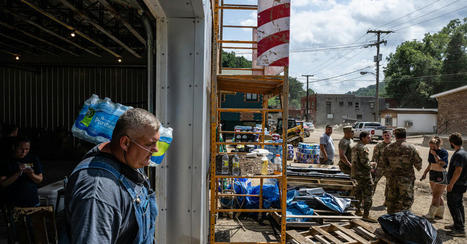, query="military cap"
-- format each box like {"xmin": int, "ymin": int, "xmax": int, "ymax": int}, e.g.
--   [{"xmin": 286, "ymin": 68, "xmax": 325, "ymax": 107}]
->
[
  {"xmin": 343, "ymin": 126, "xmax": 353, "ymax": 132},
  {"xmin": 394, "ymin": 127, "xmax": 406, "ymax": 134}
]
